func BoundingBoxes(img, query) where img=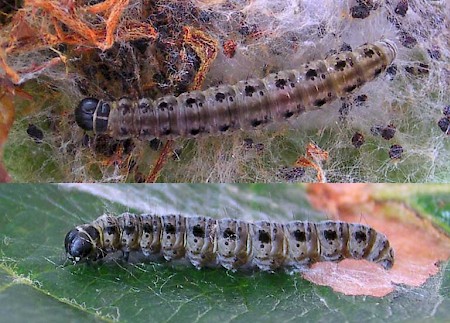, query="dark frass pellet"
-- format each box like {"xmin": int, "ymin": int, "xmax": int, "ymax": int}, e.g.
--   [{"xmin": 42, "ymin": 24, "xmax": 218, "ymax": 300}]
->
[
  {"xmin": 352, "ymin": 132, "xmax": 365, "ymax": 148},
  {"xmin": 438, "ymin": 117, "xmax": 450, "ymax": 135},
  {"xmin": 394, "ymin": 0, "xmax": 408, "ymax": 17},
  {"xmin": 340, "ymin": 43, "xmax": 352, "ymax": 52},
  {"xmin": 122, "ymin": 138, "xmax": 134, "ymax": 154},
  {"xmin": 134, "ymin": 172, "xmax": 145, "ymax": 183},
  {"xmin": 389, "ymin": 144, "xmax": 404, "ymax": 159},
  {"xmin": 428, "ymin": 48, "xmax": 441, "ymax": 60},
  {"xmin": 26, "ymin": 124, "xmax": 44, "ymax": 143},
  {"xmin": 131, "ymin": 38, "xmax": 150, "ymax": 54},
  {"xmin": 243, "ymin": 138, "xmax": 254, "ymax": 149},
  {"xmin": 277, "ymin": 166, "xmax": 305, "ymax": 182},
  {"xmin": 442, "ymin": 106, "xmax": 450, "ymax": 117},
  {"xmin": 399, "ymin": 31, "xmax": 417, "ymax": 48},
  {"xmin": 386, "ymin": 64, "xmax": 397, "ymax": 80},
  {"xmin": 149, "ymin": 138, "xmax": 163, "ymax": 151},
  {"xmin": 339, "ymin": 102, "xmax": 351, "ymax": 117},
  {"xmin": 350, "ymin": 4, "xmax": 371, "ymax": 19},
  {"xmin": 381, "ymin": 124, "xmax": 396, "ymax": 140},
  {"xmin": 254, "ymin": 143, "xmax": 265, "ymax": 152},
  {"xmin": 405, "ymin": 63, "xmax": 429, "ymax": 76},
  {"xmin": 355, "ymin": 94, "xmax": 368, "ymax": 105}
]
